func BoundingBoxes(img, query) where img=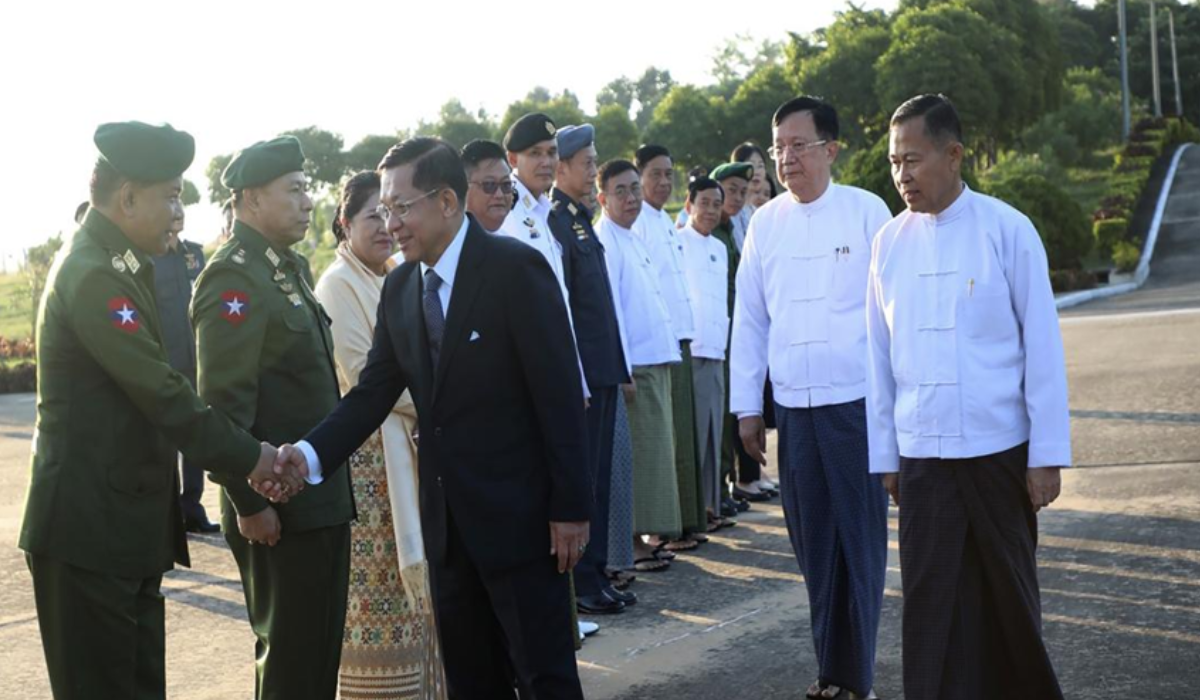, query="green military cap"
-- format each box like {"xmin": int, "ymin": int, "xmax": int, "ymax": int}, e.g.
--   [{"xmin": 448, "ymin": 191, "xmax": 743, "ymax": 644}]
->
[
  {"xmin": 710, "ymin": 162, "xmax": 753, "ymax": 182},
  {"xmin": 94, "ymin": 121, "xmax": 195, "ymax": 182},
  {"xmin": 221, "ymin": 136, "xmax": 306, "ymax": 190}
]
